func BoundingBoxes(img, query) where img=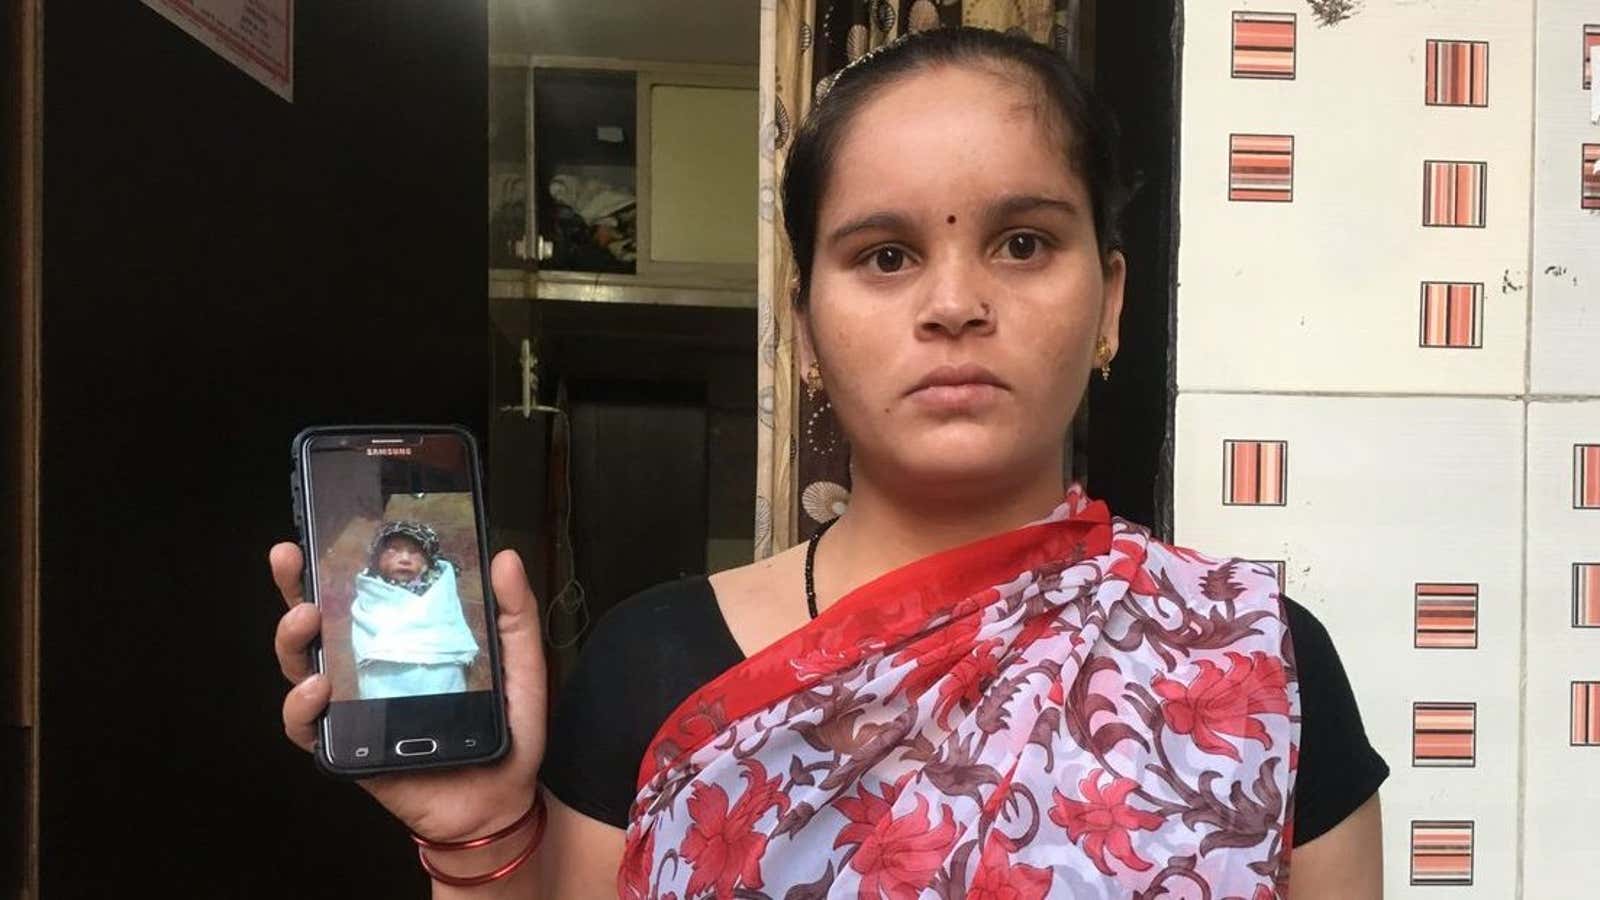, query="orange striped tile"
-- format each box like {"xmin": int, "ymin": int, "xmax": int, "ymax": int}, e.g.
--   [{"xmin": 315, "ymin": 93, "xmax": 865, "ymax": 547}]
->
[
  {"xmin": 1415, "ymin": 583, "xmax": 1478, "ymax": 649},
  {"xmin": 1419, "ymin": 282, "xmax": 1483, "ymax": 349},
  {"xmin": 1230, "ymin": 134, "xmax": 1294, "ymax": 203},
  {"xmin": 1575, "ymin": 564, "xmax": 1600, "ymax": 628},
  {"xmin": 1223, "ymin": 440, "xmax": 1288, "ymax": 506},
  {"xmin": 1411, "ymin": 820, "xmax": 1473, "ymax": 886},
  {"xmin": 1425, "ymin": 39, "xmax": 1488, "ymax": 107},
  {"xmin": 1583, "ymin": 145, "xmax": 1599, "ymax": 211},
  {"xmin": 1232, "ymin": 12, "xmax": 1296, "ymax": 79},
  {"xmin": 1575, "ymin": 445, "xmax": 1600, "ymax": 509},
  {"xmin": 1572, "ymin": 682, "xmax": 1600, "ymax": 746},
  {"xmin": 1423, "ymin": 160, "xmax": 1487, "ymax": 227},
  {"xmin": 1413, "ymin": 702, "xmax": 1475, "ymax": 766}
]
